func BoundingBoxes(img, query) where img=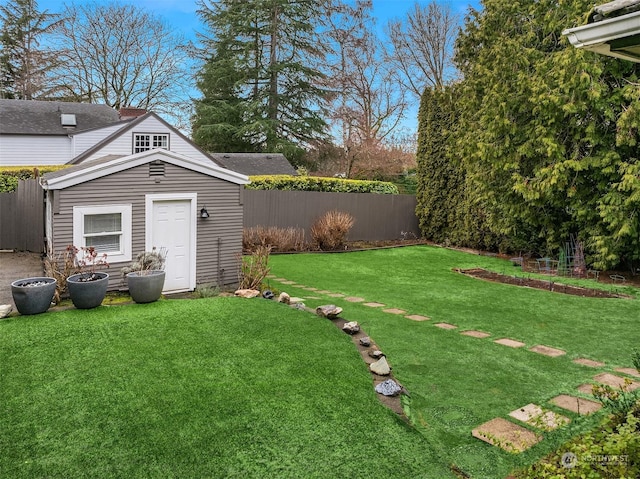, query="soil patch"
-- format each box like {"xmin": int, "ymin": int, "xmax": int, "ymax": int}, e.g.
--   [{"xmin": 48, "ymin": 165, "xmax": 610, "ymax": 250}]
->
[{"xmin": 457, "ymin": 268, "xmax": 632, "ymax": 299}]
